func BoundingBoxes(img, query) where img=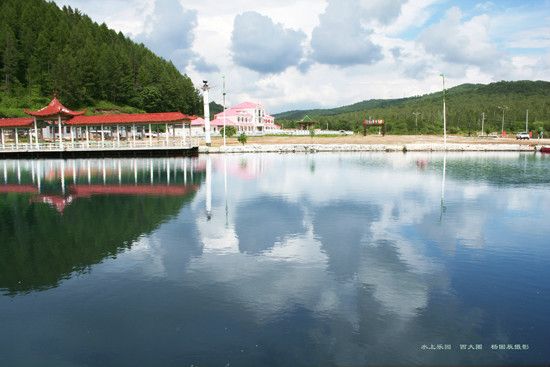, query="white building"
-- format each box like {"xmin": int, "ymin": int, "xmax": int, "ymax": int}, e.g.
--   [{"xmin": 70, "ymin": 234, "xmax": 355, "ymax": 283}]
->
[{"xmin": 192, "ymin": 102, "xmax": 279, "ymax": 137}]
